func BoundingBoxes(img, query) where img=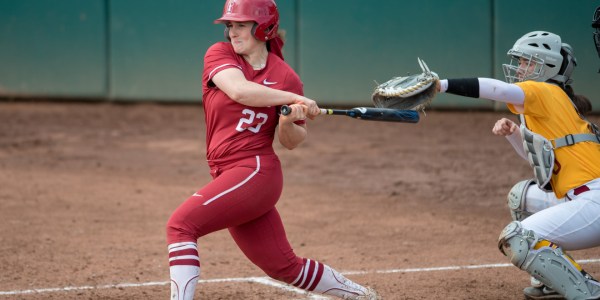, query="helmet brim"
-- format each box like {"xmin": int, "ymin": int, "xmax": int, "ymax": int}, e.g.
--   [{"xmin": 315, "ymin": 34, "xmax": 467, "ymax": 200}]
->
[{"xmin": 214, "ymin": 15, "xmax": 254, "ymax": 24}]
